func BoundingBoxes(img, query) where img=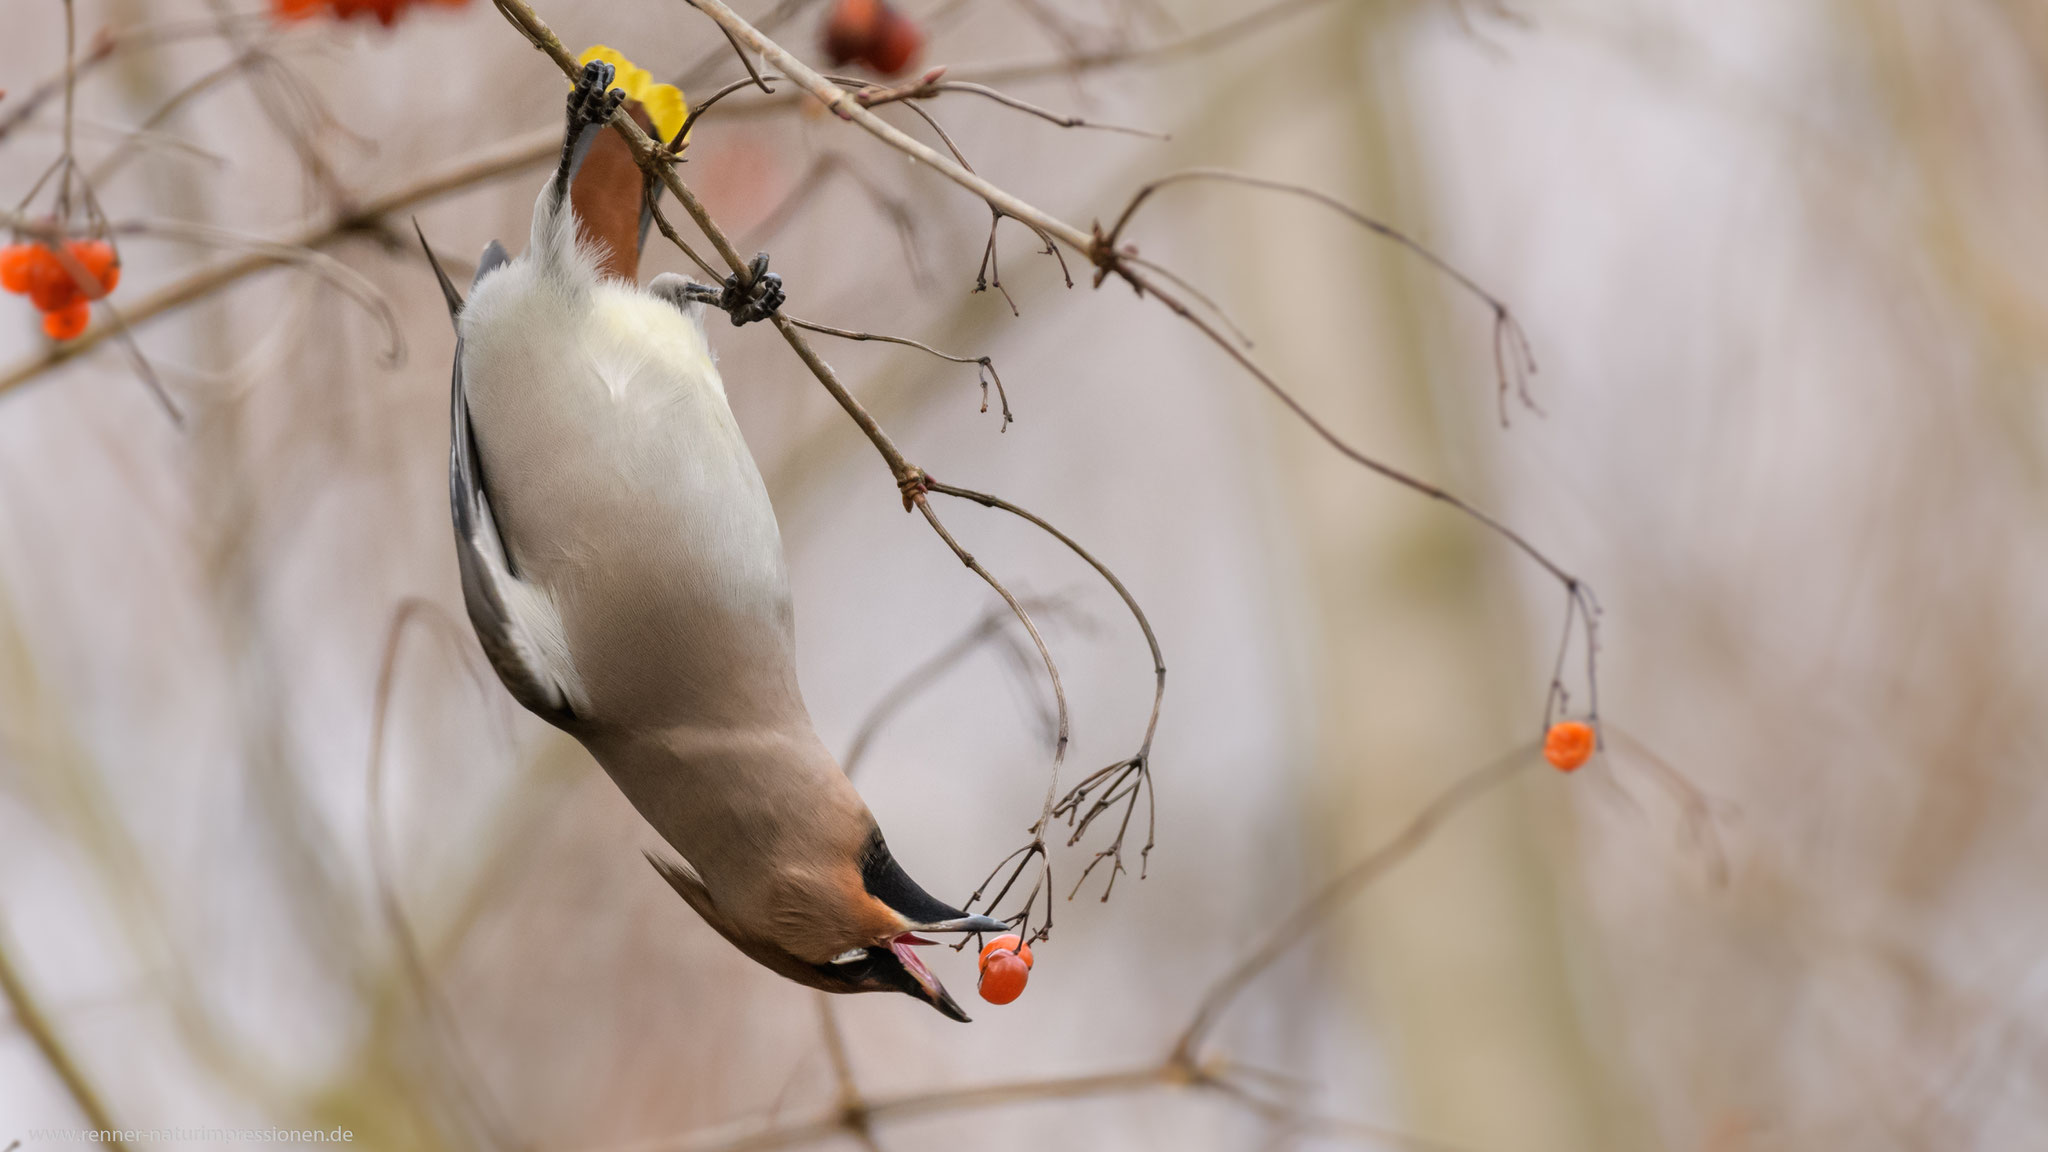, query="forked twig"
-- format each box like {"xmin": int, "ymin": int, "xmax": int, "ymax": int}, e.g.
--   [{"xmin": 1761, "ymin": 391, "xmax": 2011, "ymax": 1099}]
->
[
  {"xmin": 786, "ymin": 316, "xmax": 1012, "ymax": 427},
  {"xmin": 1103, "ymin": 168, "xmax": 1540, "ymax": 425},
  {"xmin": 925, "ymin": 479, "xmax": 1166, "ymax": 901}
]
